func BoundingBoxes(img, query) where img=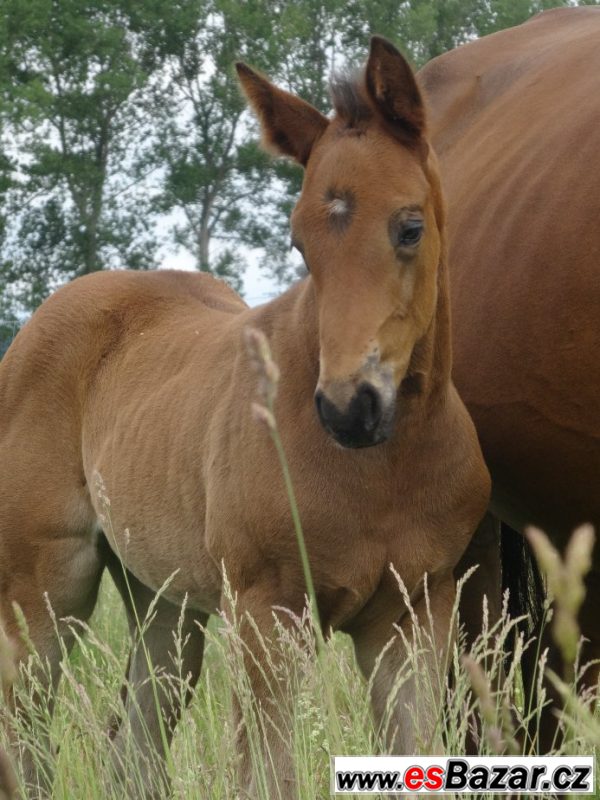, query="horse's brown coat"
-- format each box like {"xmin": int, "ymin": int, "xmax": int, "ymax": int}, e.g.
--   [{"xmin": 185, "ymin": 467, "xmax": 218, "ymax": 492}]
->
[
  {"xmin": 420, "ymin": 5, "xmax": 600, "ymax": 742},
  {"xmin": 421, "ymin": 6, "xmax": 600, "ymax": 540},
  {"xmin": 0, "ymin": 39, "xmax": 490, "ymax": 797}
]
